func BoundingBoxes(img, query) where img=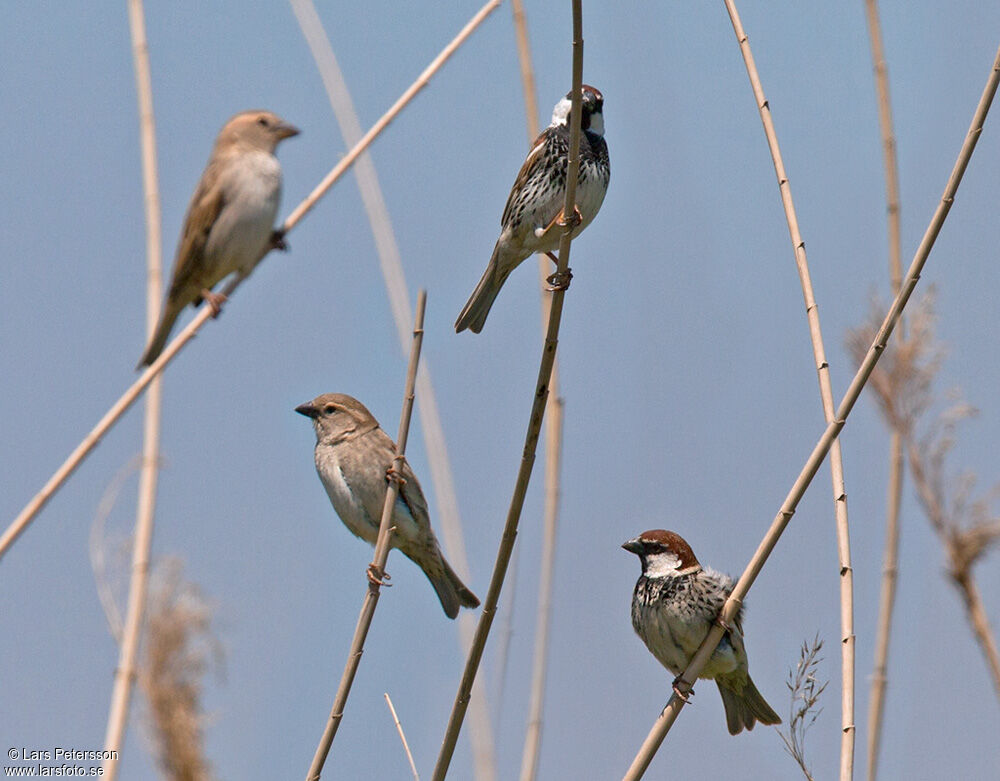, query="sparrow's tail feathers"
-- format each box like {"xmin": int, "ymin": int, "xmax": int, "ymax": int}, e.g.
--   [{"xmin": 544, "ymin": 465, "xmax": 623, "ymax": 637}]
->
[
  {"xmin": 423, "ymin": 554, "xmax": 479, "ymax": 620},
  {"xmin": 717, "ymin": 674, "xmax": 781, "ymax": 735},
  {"xmin": 455, "ymin": 243, "xmax": 512, "ymax": 334},
  {"xmin": 442, "ymin": 555, "xmax": 480, "ymax": 610},
  {"xmin": 137, "ymin": 299, "xmax": 184, "ymax": 368}
]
